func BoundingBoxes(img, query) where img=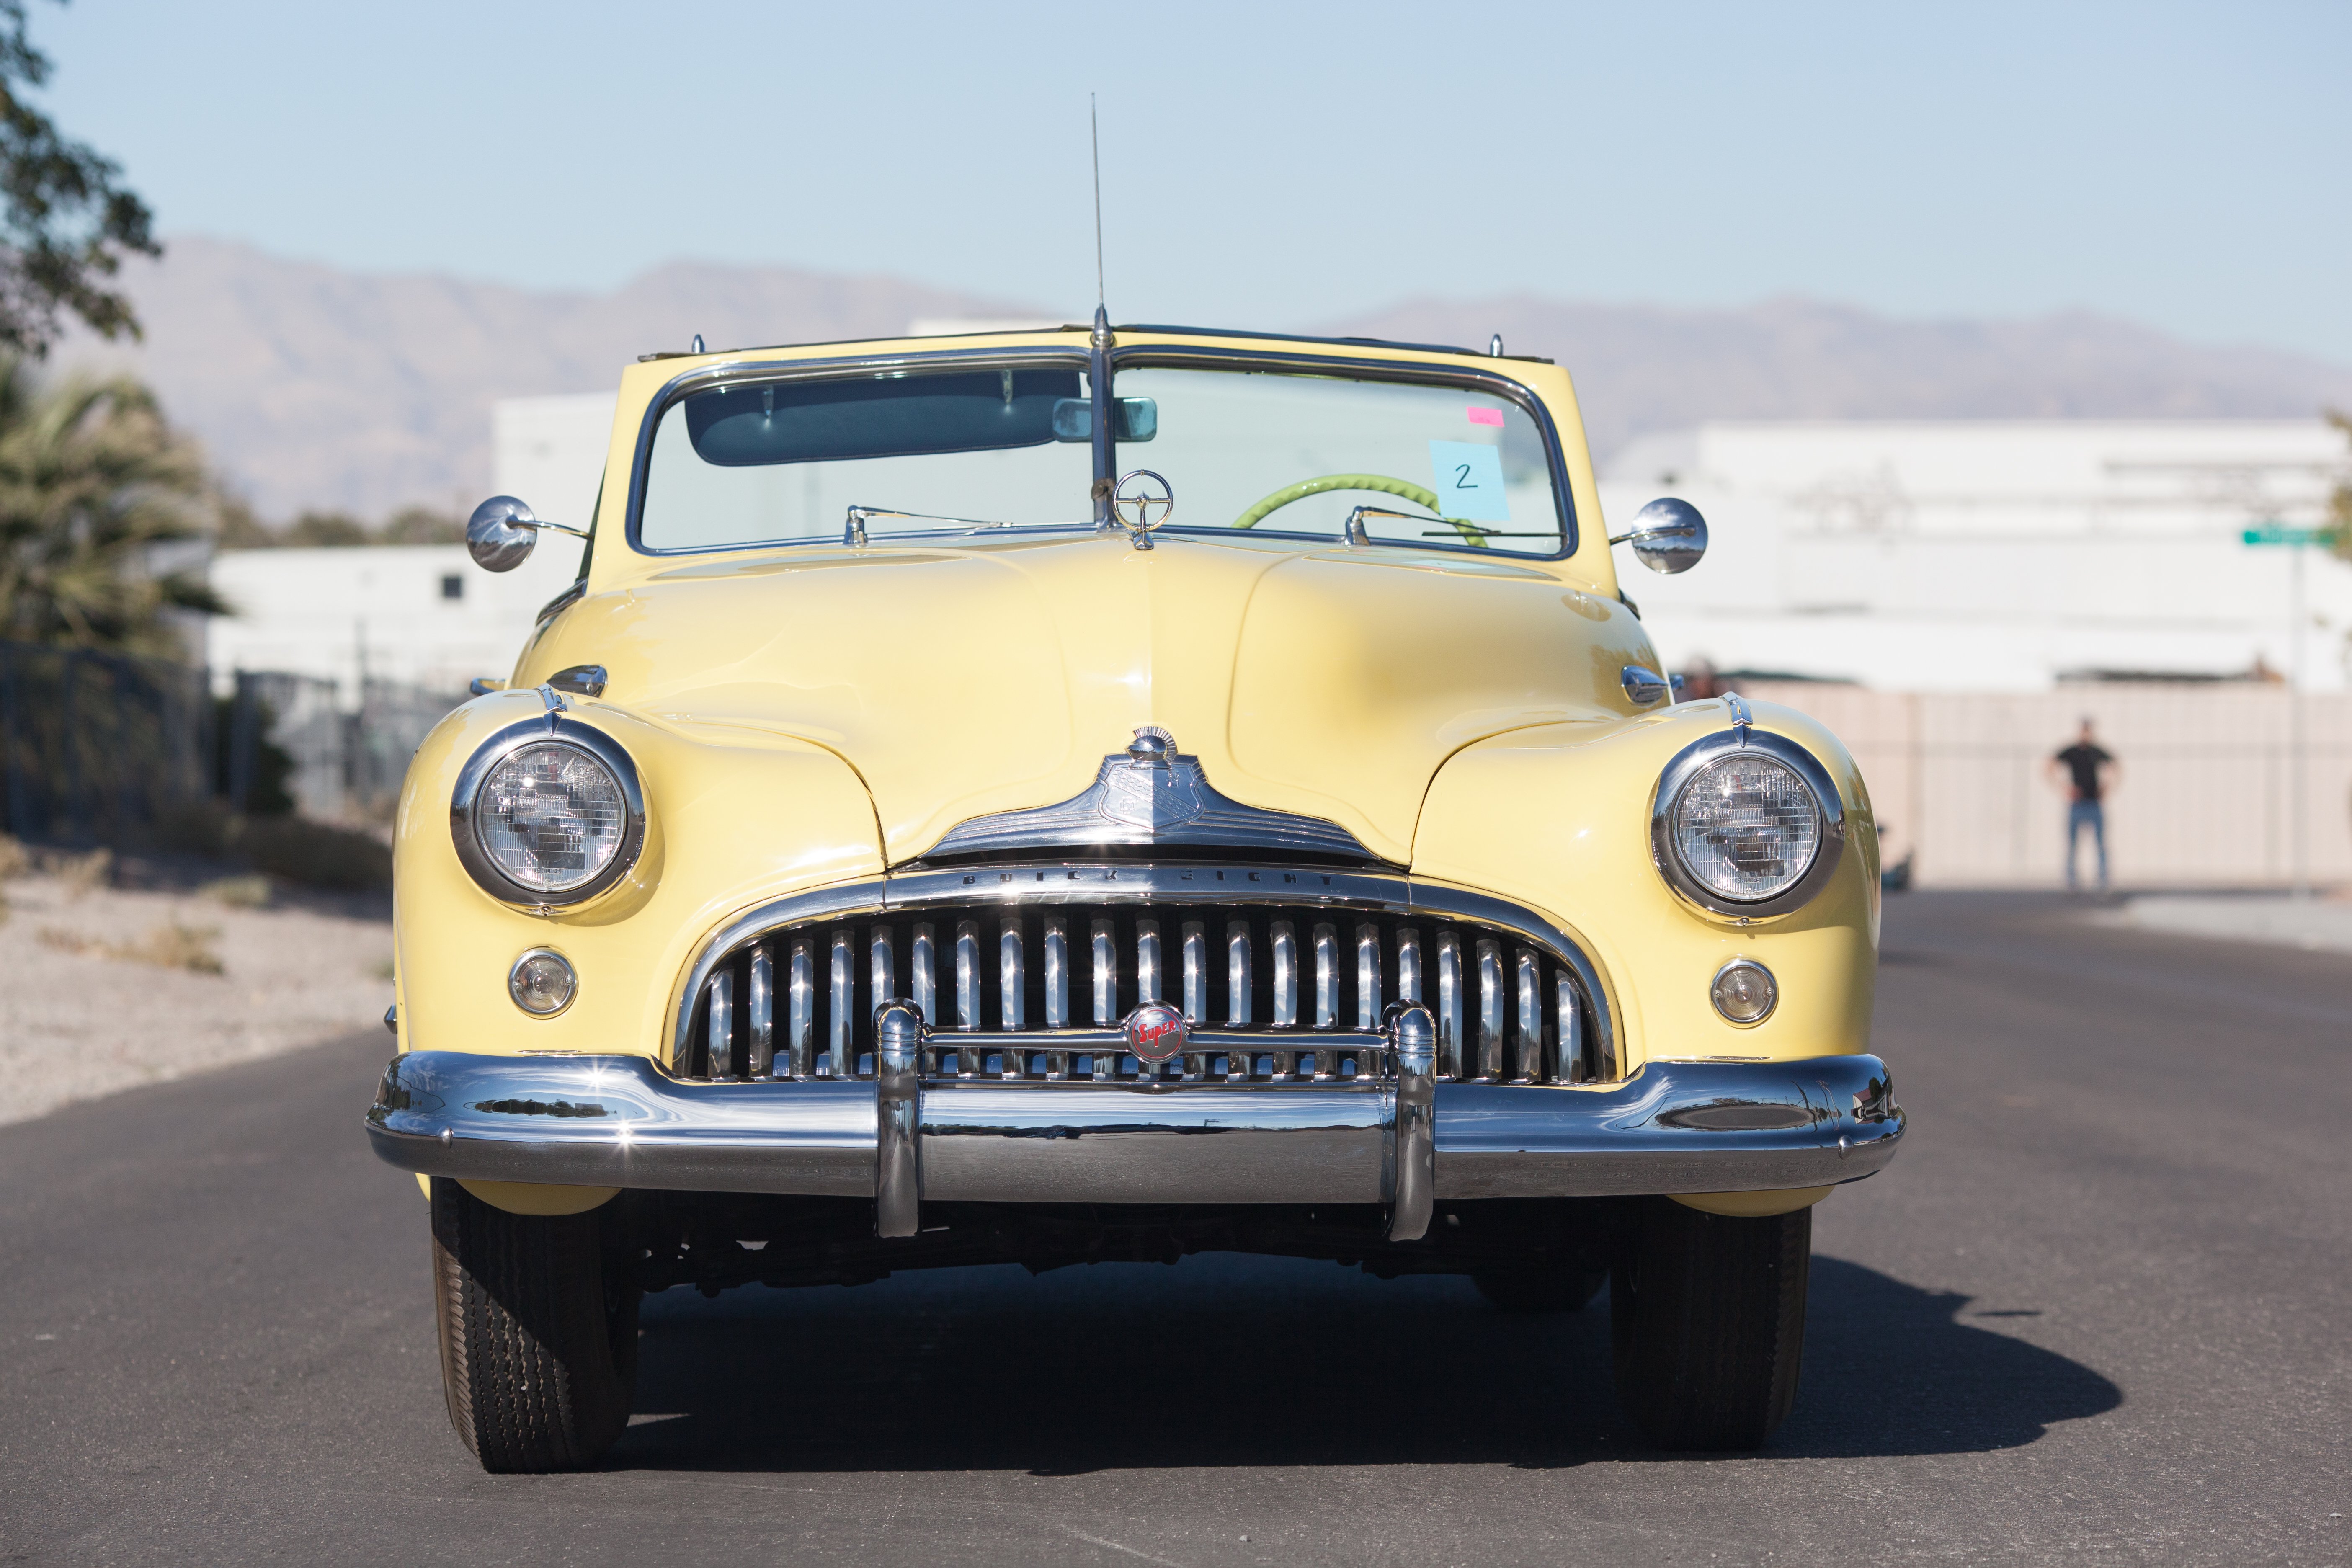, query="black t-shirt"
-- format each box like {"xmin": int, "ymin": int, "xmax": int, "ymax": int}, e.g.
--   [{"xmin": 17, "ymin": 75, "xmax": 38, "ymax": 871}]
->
[{"xmin": 2055, "ymin": 742, "xmax": 2112, "ymax": 801}]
